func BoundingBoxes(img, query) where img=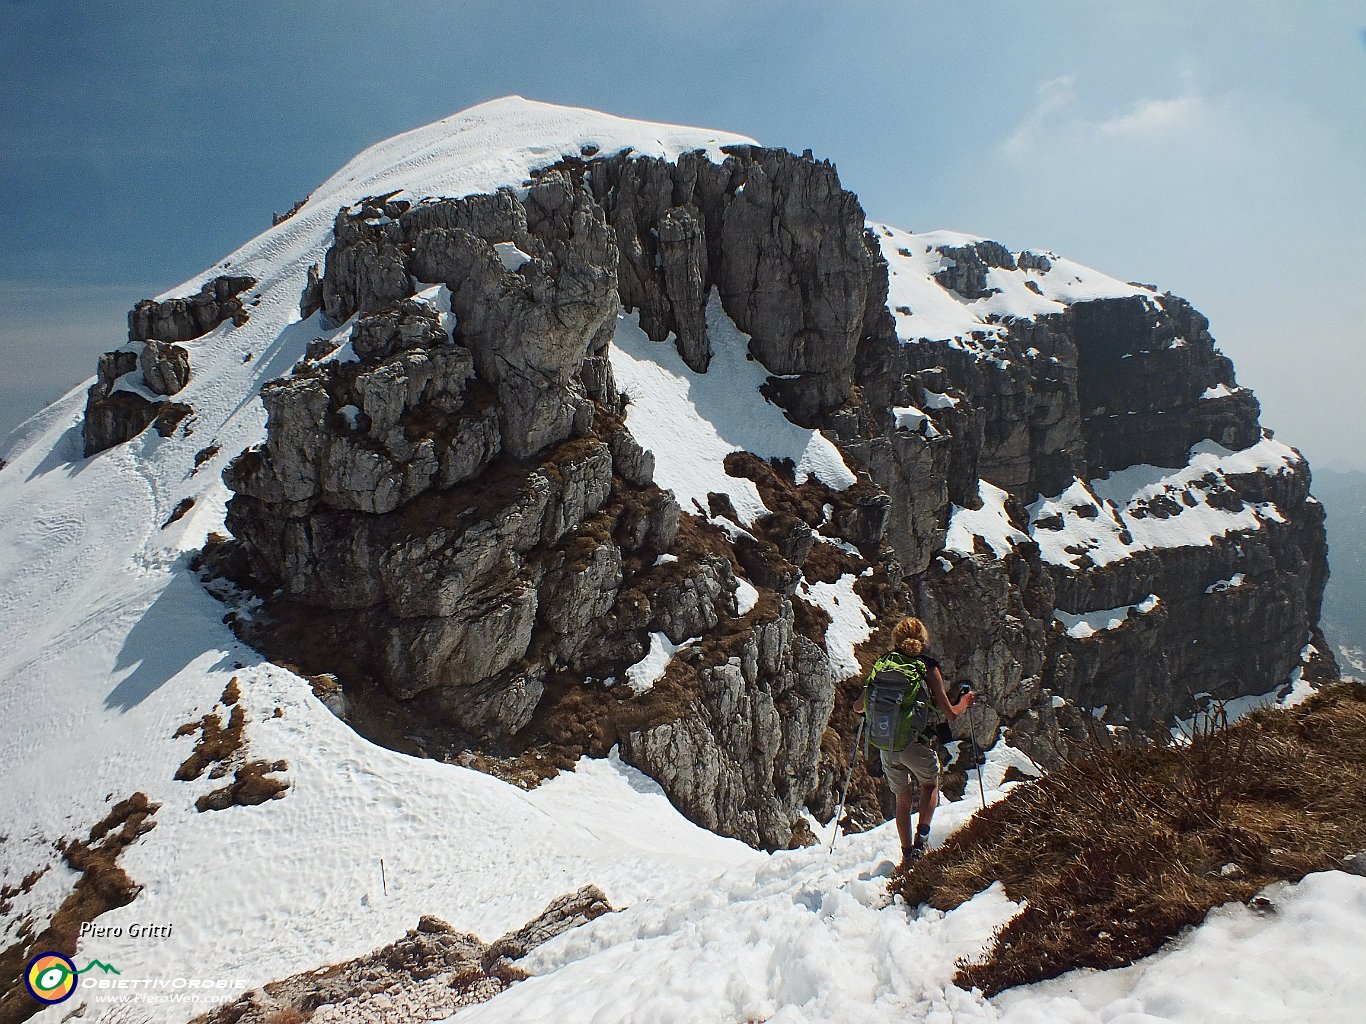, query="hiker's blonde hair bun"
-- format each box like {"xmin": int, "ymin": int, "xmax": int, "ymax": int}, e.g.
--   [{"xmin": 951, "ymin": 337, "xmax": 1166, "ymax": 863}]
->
[{"xmin": 893, "ymin": 616, "xmax": 929, "ymax": 656}]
